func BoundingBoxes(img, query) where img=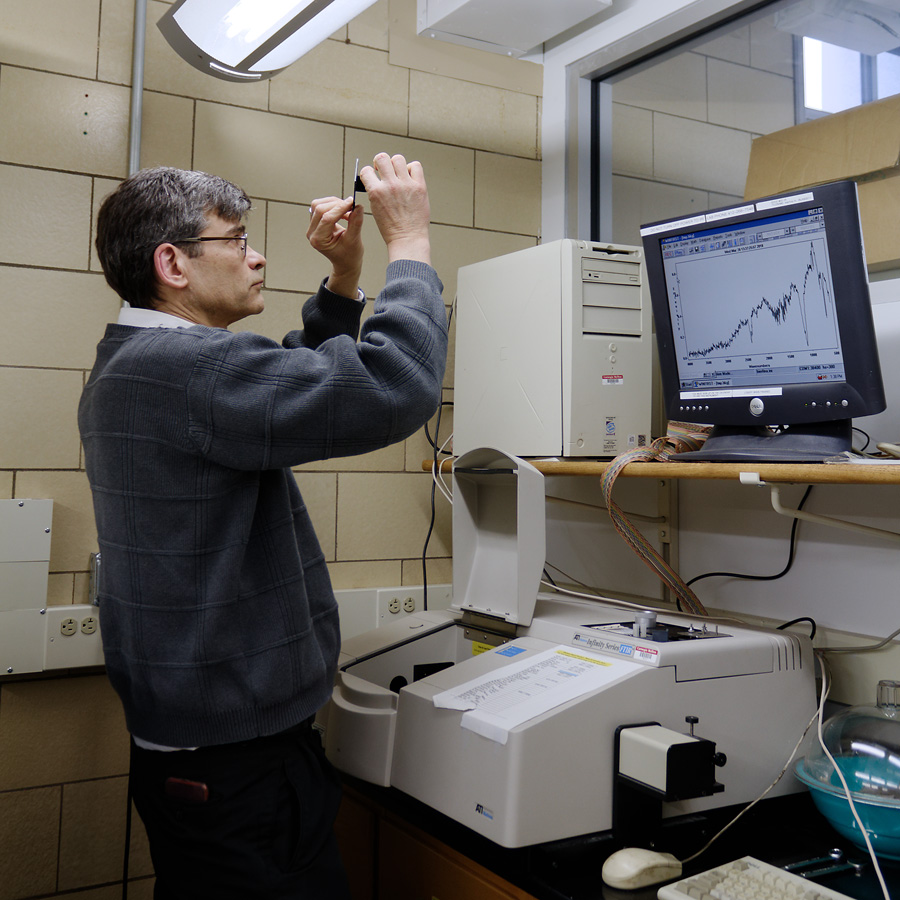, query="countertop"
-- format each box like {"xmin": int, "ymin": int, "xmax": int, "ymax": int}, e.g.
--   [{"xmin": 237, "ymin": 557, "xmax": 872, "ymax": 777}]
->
[{"xmin": 345, "ymin": 778, "xmax": 898, "ymax": 900}]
